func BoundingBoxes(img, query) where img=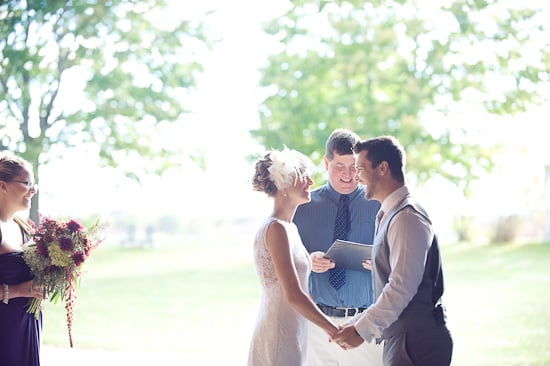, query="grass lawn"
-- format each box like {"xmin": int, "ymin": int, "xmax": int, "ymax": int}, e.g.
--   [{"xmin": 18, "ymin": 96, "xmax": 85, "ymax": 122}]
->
[
  {"xmin": 41, "ymin": 226, "xmax": 550, "ymax": 365},
  {"xmin": 443, "ymin": 242, "xmax": 550, "ymax": 366}
]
